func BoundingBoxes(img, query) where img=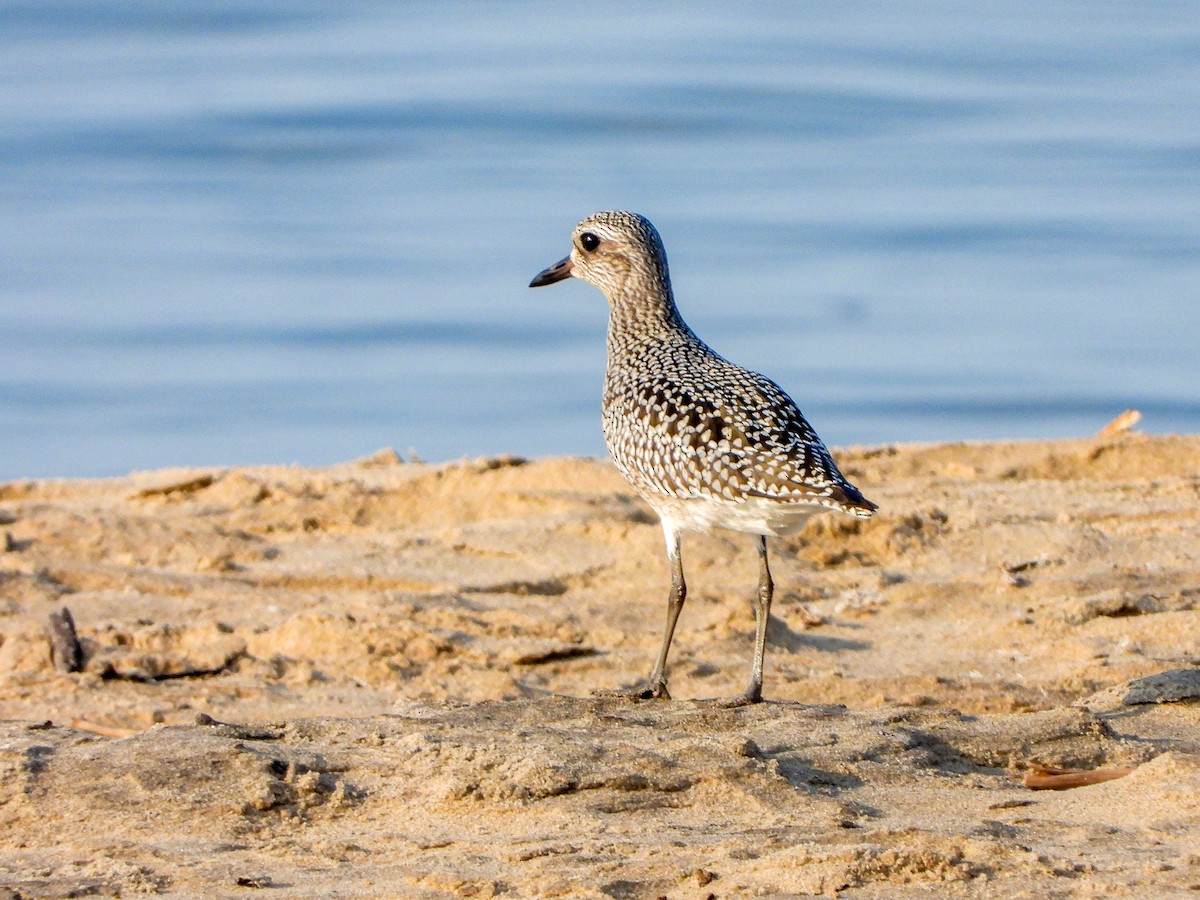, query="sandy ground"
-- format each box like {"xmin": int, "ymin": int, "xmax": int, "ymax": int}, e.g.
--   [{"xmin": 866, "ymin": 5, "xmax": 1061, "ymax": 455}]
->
[{"xmin": 0, "ymin": 433, "xmax": 1198, "ymax": 898}]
